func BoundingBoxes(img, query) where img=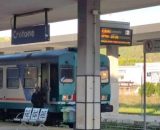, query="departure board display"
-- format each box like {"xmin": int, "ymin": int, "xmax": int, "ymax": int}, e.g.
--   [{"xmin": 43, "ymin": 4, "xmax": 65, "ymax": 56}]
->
[{"xmin": 100, "ymin": 27, "xmax": 132, "ymax": 46}]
